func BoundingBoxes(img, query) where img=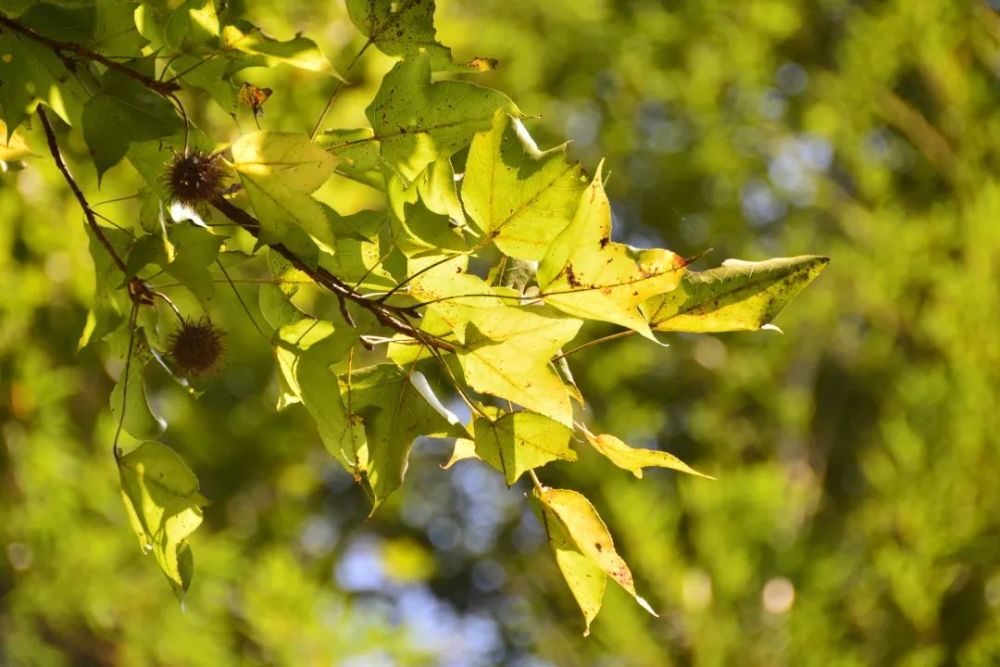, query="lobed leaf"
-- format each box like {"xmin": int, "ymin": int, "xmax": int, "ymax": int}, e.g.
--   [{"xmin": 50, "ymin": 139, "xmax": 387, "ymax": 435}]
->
[
  {"xmin": 346, "ymin": 0, "xmax": 490, "ymax": 72},
  {"xmin": 274, "ymin": 319, "xmax": 359, "ymax": 472},
  {"xmin": 538, "ymin": 163, "xmax": 686, "ymax": 340},
  {"xmin": 457, "ymin": 305, "xmax": 582, "ymax": 428},
  {"xmin": 367, "ymin": 55, "xmax": 519, "ymax": 181},
  {"xmin": 463, "ymin": 112, "xmax": 587, "ymax": 261},
  {"xmin": 646, "ymin": 255, "xmax": 830, "ymax": 333},
  {"xmin": 221, "ymin": 21, "xmax": 342, "ymax": 78},
  {"xmin": 470, "ymin": 411, "xmax": 576, "ymax": 485},
  {"xmin": 339, "ymin": 364, "xmax": 466, "ymax": 510},
  {"xmin": 231, "ymin": 131, "xmax": 337, "ymax": 250}
]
